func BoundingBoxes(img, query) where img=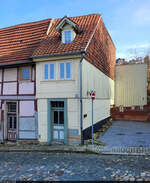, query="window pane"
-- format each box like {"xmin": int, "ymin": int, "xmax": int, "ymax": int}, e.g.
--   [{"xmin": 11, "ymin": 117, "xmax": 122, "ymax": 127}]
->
[
  {"xmin": 8, "ymin": 103, "xmax": 16, "ymax": 112},
  {"xmin": 60, "ymin": 63, "xmax": 64, "ymax": 79},
  {"xmin": 54, "ymin": 111, "xmax": 58, "ymax": 124},
  {"xmin": 44, "ymin": 64, "xmax": 48, "ymax": 80},
  {"xmin": 51, "ymin": 101, "xmax": 64, "ymax": 108},
  {"xmin": 14, "ymin": 116, "xmax": 16, "ymax": 129},
  {"xmin": 50, "ymin": 64, "xmax": 55, "ymax": 79},
  {"xmin": 22, "ymin": 68, "xmax": 30, "ymax": 80},
  {"xmin": 65, "ymin": 31, "xmax": 71, "ymax": 43},
  {"xmin": 59, "ymin": 111, "xmax": 64, "ymax": 124},
  {"xmin": 8, "ymin": 116, "xmax": 12, "ymax": 129},
  {"xmin": 66, "ymin": 62, "xmax": 71, "ymax": 79}
]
